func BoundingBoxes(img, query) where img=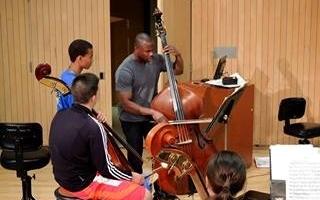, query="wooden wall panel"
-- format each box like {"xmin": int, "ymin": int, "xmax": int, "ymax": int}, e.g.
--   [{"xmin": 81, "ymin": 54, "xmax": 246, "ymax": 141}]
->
[
  {"xmin": 0, "ymin": 0, "xmax": 4, "ymax": 121},
  {"xmin": 0, "ymin": 0, "xmax": 111, "ymax": 144},
  {"xmin": 158, "ymin": 0, "xmax": 191, "ymax": 86},
  {"xmin": 1, "ymin": 0, "xmax": 320, "ymax": 146},
  {"xmin": 191, "ymin": 0, "xmax": 320, "ymax": 145}
]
